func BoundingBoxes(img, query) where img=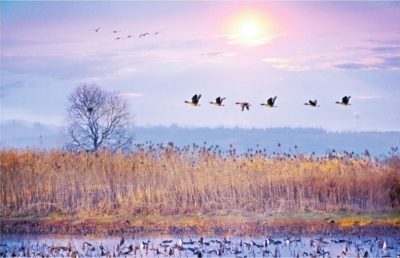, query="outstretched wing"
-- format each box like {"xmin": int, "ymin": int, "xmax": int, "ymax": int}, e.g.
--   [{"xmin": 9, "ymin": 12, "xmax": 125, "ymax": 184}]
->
[
  {"xmin": 192, "ymin": 94, "xmax": 198, "ymax": 104},
  {"xmin": 245, "ymin": 104, "xmax": 249, "ymax": 110}
]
